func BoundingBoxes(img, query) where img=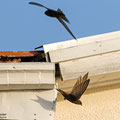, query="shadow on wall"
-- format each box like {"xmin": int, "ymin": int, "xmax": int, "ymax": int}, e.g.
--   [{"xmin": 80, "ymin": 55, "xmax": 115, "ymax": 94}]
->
[{"xmin": 31, "ymin": 95, "xmax": 56, "ymax": 111}]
